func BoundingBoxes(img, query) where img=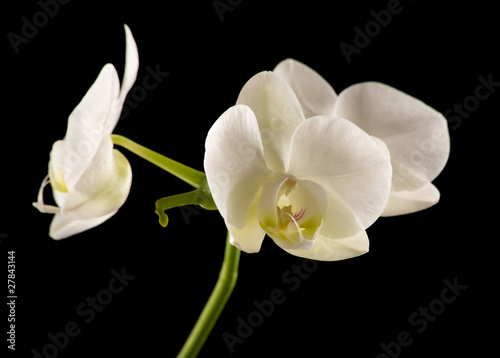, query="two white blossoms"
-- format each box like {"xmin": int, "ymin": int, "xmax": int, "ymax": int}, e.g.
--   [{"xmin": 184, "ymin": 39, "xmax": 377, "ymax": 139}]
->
[{"xmin": 34, "ymin": 26, "xmax": 449, "ymax": 261}]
